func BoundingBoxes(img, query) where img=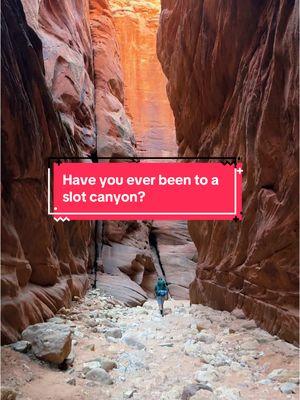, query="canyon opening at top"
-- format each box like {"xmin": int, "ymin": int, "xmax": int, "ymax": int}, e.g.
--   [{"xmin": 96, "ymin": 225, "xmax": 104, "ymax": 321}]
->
[
  {"xmin": 89, "ymin": 0, "xmax": 198, "ymax": 306},
  {"xmin": 109, "ymin": 0, "xmax": 177, "ymax": 157}
]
